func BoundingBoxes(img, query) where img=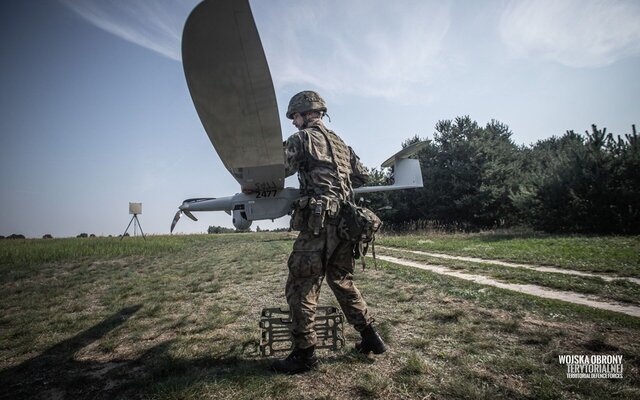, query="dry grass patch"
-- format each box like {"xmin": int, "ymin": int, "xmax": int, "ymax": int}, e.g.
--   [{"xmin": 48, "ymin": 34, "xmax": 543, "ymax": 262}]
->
[{"xmin": 1, "ymin": 233, "xmax": 639, "ymax": 400}]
